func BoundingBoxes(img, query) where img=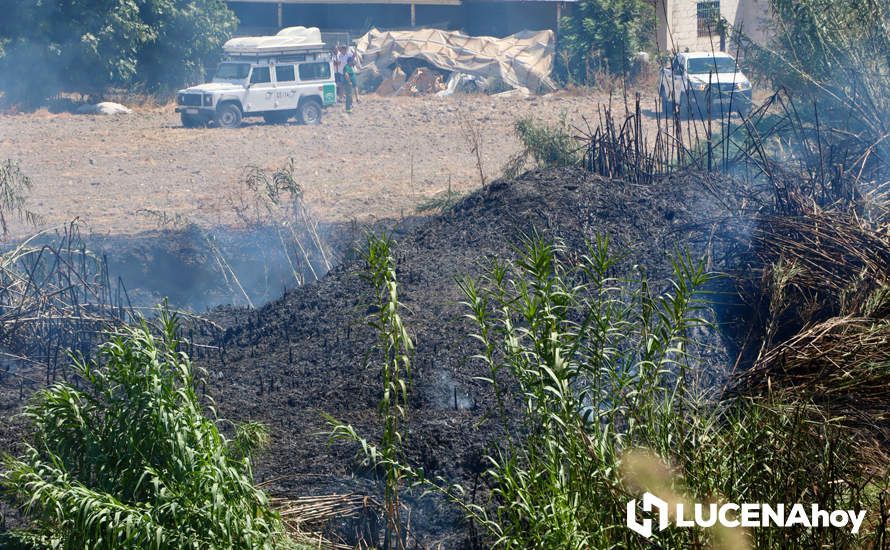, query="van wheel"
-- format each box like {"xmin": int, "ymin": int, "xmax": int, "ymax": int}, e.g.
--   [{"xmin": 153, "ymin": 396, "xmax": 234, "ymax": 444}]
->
[
  {"xmin": 298, "ymin": 99, "xmax": 322, "ymax": 125},
  {"xmin": 180, "ymin": 113, "xmax": 205, "ymax": 128},
  {"xmin": 215, "ymin": 103, "xmax": 242, "ymax": 129},
  {"xmin": 263, "ymin": 111, "xmax": 292, "ymax": 124}
]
